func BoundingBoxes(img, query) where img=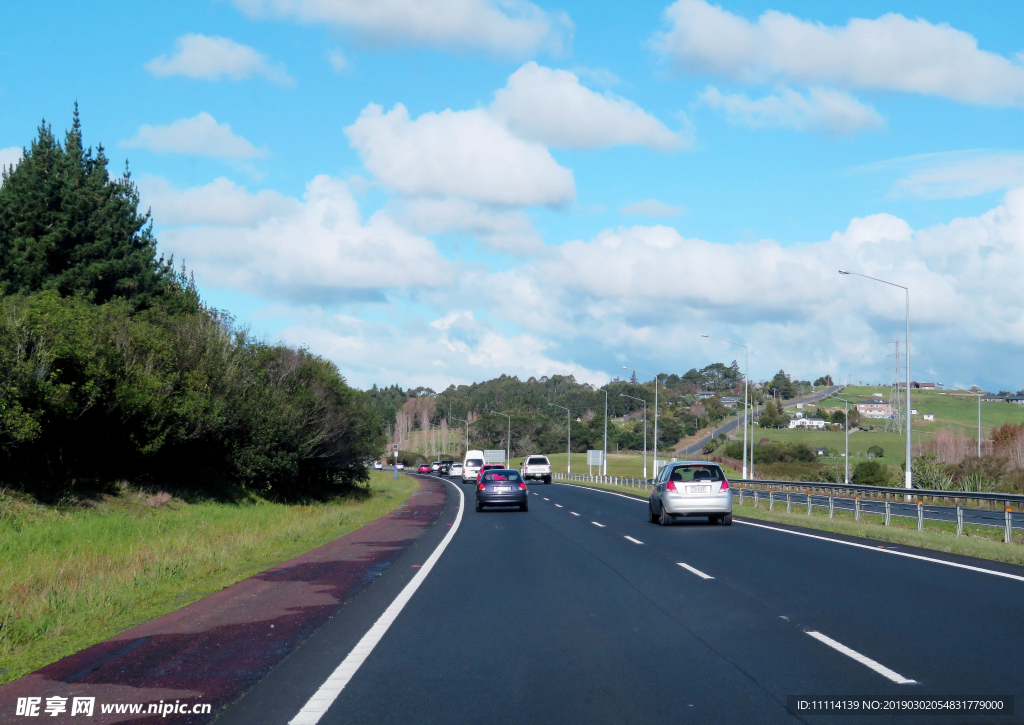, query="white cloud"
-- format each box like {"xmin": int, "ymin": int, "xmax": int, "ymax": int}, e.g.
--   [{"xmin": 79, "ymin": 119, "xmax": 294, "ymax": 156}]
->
[
  {"xmin": 159, "ymin": 174, "xmax": 450, "ymax": 304},
  {"xmin": 620, "ymin": 199, "xmax": 686, "ymax": 217},
  {"xmin": 653, "ymin": 0, "xmax": 1024, "ymax": 107},
  {"xmin": 232, "ymin": 0, "xmax": 573, "ymax": 57},
  {"xmin": 327, "ymin": 48, "xmax": 348, "ymax": 72},
  {"xmin": 345, "ymin": 102, "xmax": 574, "ymax": 207},
  {"xmin": 888, "ymin": 152, "xmax": 1024, "ymax": 199},
  {"xmin": 0, "ymin": 146, "xmax": 21, "ymax": 172},
  {"xmin": 700, "ymin": 85, "xmax": 885, "ymax": 136},
  {"xmin": 145, "ymin": 33, "xmax": 293, "ymax": 86},
  {"xmin": 138, "ymin": 176, "xmax": 300, "ymax": 226},
  {"xmin": 491, "ymin": 62, "xmax": 686, "ymax": 150},
  {"xmin": 397, "ymin": 197, "xmax": 543, "ymax": 254},
  {"xmin": 122, "ymin": 113, "xmax": 267, "ymax": 160}
]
